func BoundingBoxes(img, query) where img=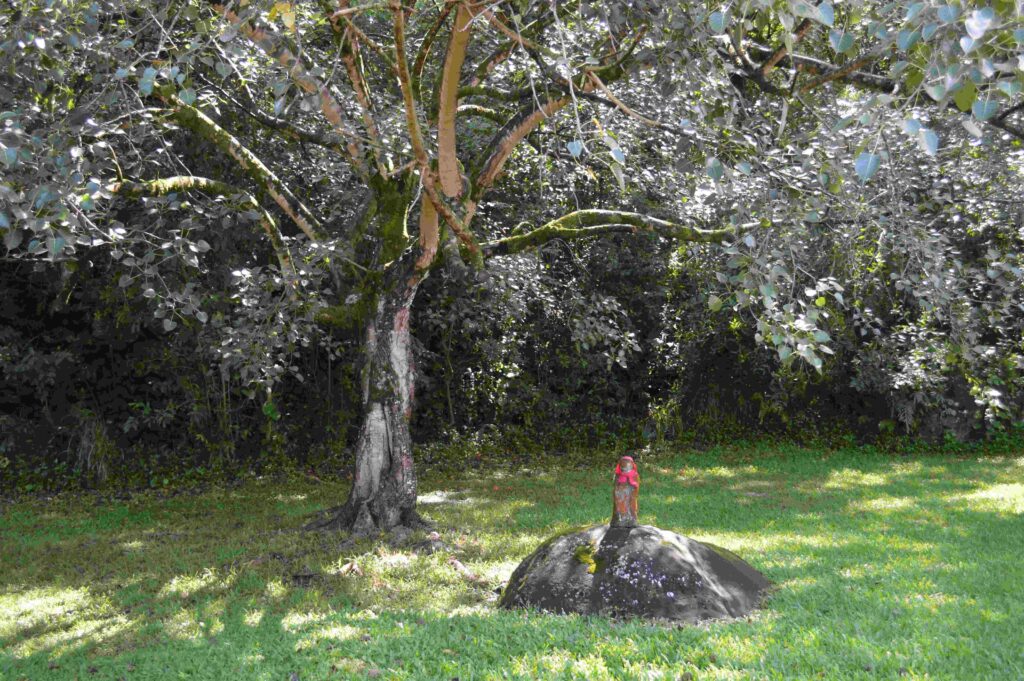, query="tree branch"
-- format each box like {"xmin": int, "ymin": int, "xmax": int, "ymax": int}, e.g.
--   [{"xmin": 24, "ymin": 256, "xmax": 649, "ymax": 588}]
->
[
  {"xmin": 212, "ymin": 3, "xmax": 369, "ymax": 179},
  {"xmin": 760, "ymin": 17, "xmax": 816, "ymax": 77},
  {"xmin": 412, "ymin": 1, "xmax": 456, "ymax": 100},
  {"xmin": 742, "ymin": 43, "xmax": 894, "ymax": 93},
  {"xmin": 437, "ymin": 1, "xmax": 474, "ymax": 198},
  {"xmin": 471, "ymin": 95, "xmax": 571, "ymax": 198},
  {"xmin": 457, "ymin": 103, "xmax": 504, "ymax": 124},
  {"xmin": 107, "ymin": 176, "xmax": 294, "ymax": 274},
  {"xmin": 586, "ymin": 72, "xmax": 675, "ymax": 132},
  {"xmin": 161, "ymin": 93, "xmax": 325, "ymax": 242},
  {"xmin": 389, "ymin": 0, "xmax": 480, "ymax": 261},
  {"xmin": 798, "ymin": 50, "xmax": 888, "ymax": 94},
  {"xmin": 481, "ymin": 210, "xmax": 738, "ymax": 257},
  {"xmin": 325, "ymin": 0, "xmax": 387, "ymax": 176},
  {"xmin": 204, "ymin": 77, "xmax": 349, "ymax": 151}
]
